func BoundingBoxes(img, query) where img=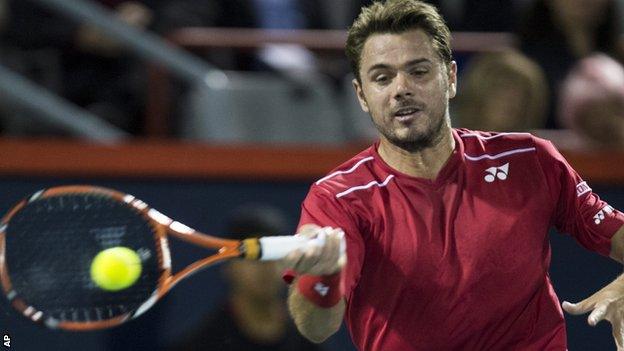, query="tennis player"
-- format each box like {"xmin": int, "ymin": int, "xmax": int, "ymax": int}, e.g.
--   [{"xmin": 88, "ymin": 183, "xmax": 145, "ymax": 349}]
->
[{"xmin": 280, "ymin": 1, "xmax": 624, "ymax": 350}]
